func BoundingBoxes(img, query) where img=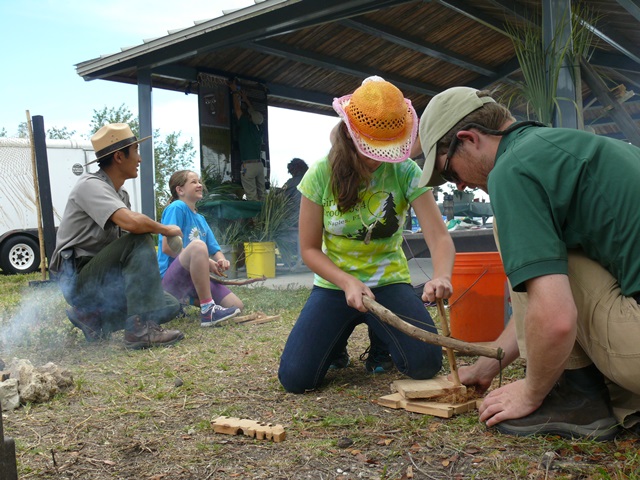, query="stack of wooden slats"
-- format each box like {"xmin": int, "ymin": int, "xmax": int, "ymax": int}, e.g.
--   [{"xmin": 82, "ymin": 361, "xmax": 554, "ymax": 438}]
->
[{"xmin": 377, "ymin": 377, "xmax": 478, "ymax": 418}]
